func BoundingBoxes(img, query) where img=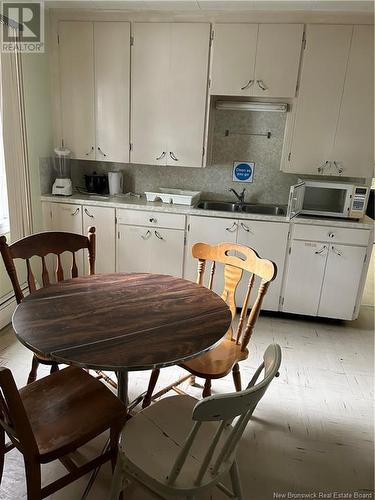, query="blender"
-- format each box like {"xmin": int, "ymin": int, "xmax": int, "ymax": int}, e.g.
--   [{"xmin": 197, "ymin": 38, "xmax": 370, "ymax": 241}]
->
[{"xmin": 52, "ymin": 147, "xmax": 72, "ymax": 196}]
